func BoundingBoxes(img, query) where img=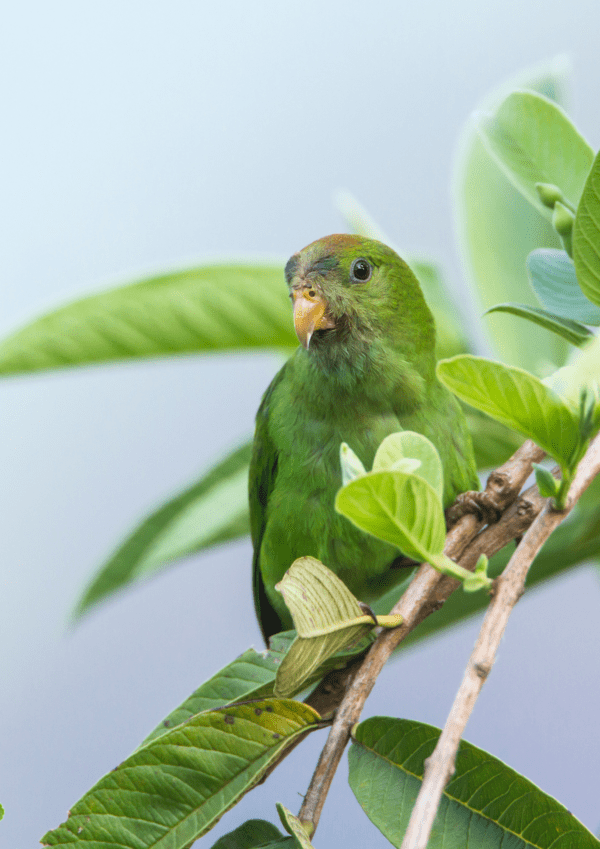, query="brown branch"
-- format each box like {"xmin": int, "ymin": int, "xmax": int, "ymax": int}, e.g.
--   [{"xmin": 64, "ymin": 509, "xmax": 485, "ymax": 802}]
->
[
  {"xmin": 401, "ymin": 434, "xmax": 600, "ymax": 849},
  {"xmin": 298, "ymin": 439, "xmax": 545, "ymax": 829}
]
